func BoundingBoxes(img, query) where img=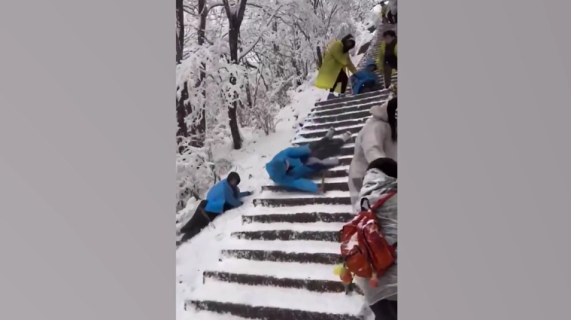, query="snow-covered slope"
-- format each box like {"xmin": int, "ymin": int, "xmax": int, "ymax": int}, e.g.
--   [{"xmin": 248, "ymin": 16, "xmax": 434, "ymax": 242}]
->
[{"xmin": 177, "ymin": 24, "xmax": 398, "ymax": 320}]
